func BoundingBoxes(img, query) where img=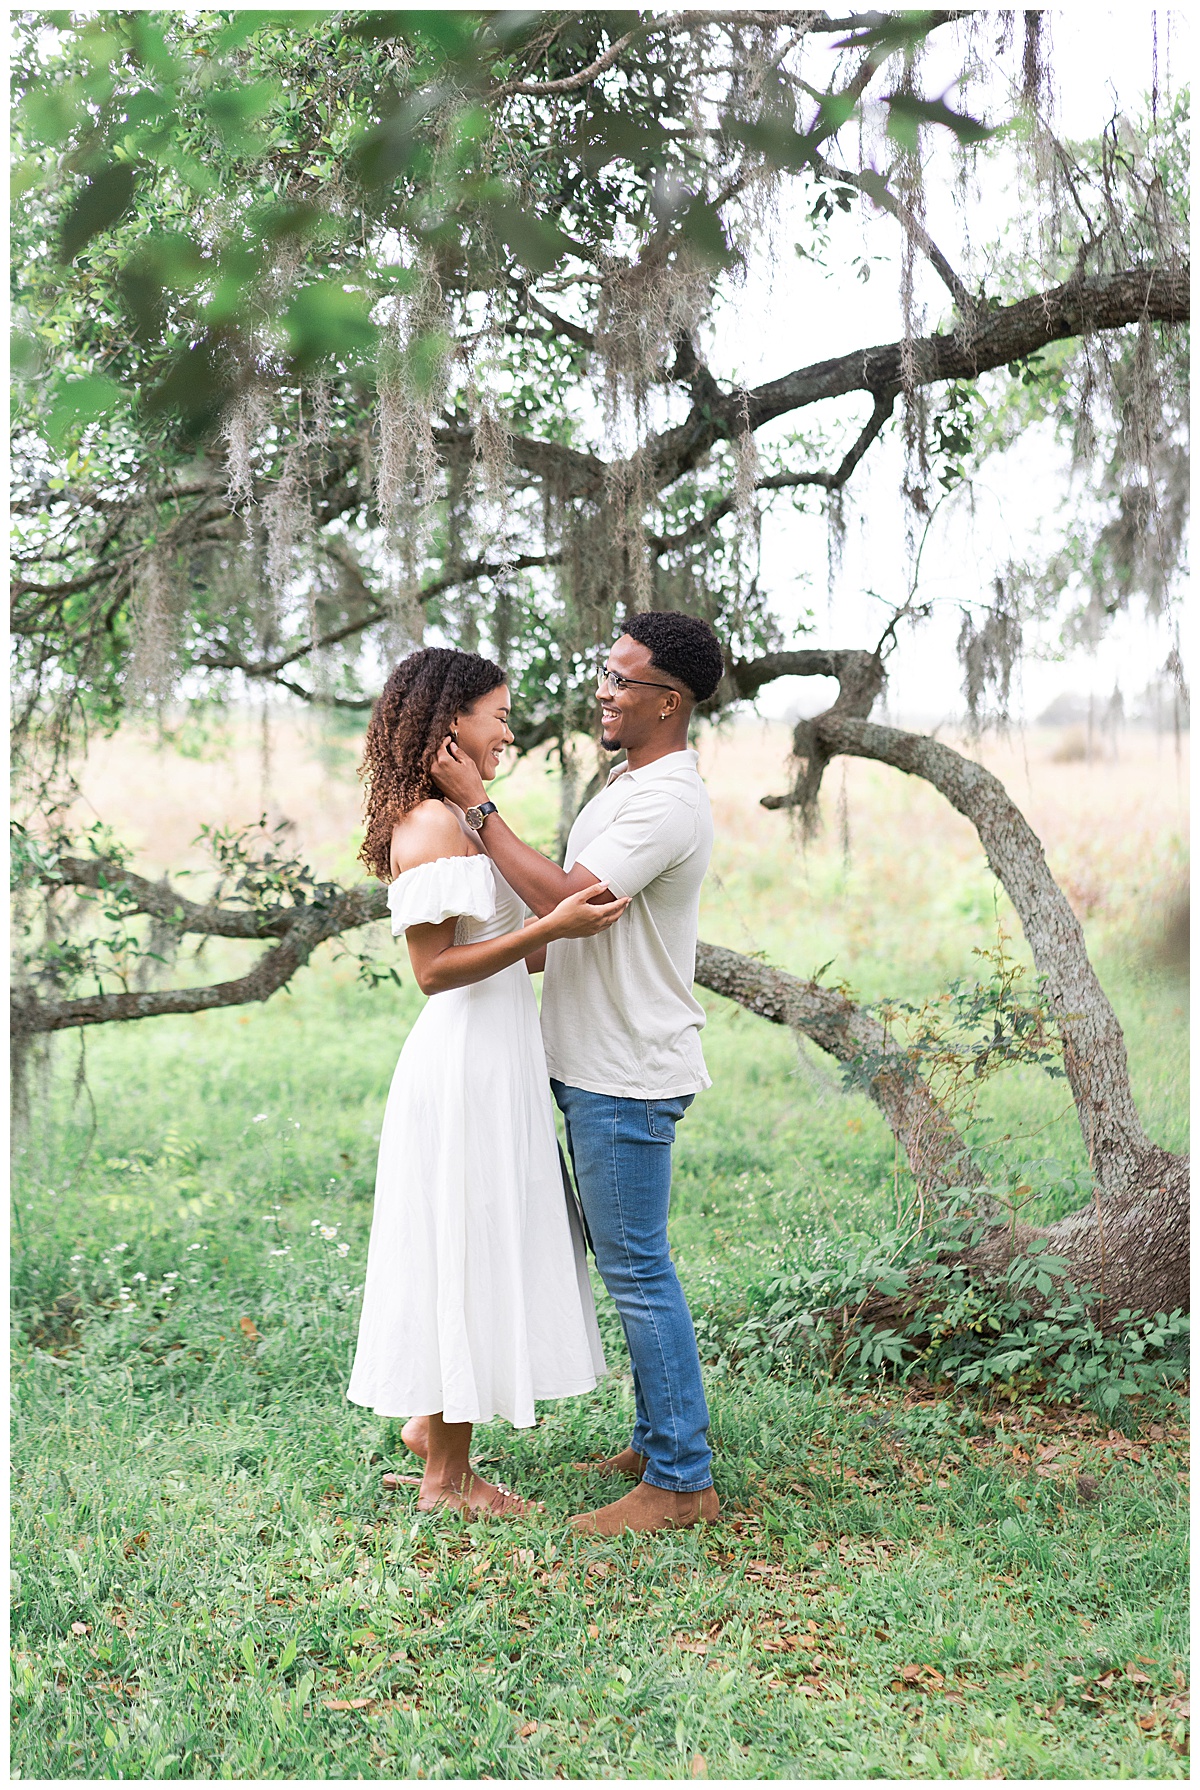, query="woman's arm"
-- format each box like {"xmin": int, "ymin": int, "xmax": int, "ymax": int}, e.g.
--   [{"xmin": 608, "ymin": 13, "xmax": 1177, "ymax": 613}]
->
[{"xmin": 405, "ymin": 883, "xmax": 626, "ymax": 995}]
